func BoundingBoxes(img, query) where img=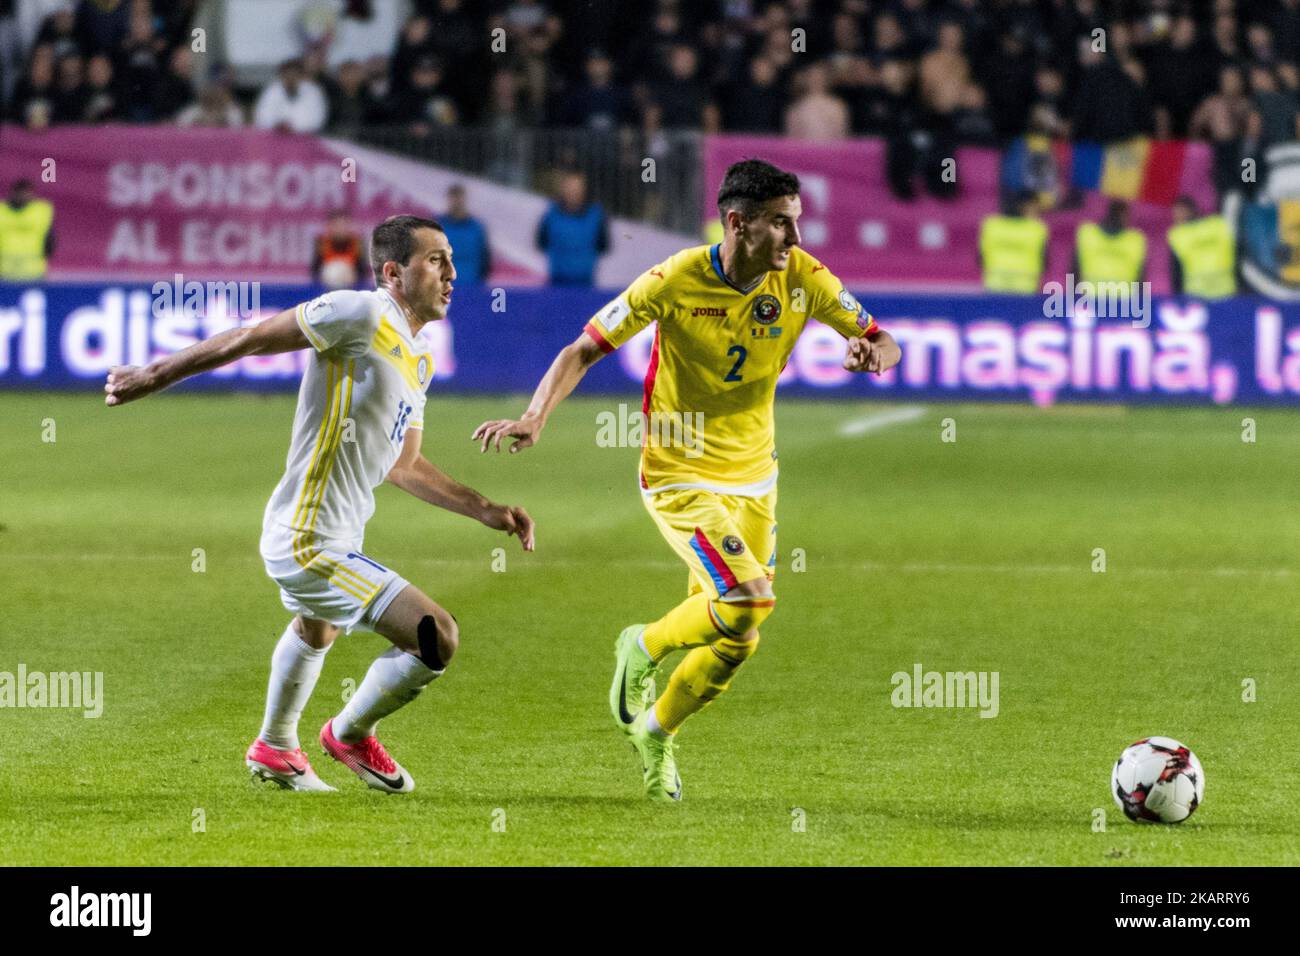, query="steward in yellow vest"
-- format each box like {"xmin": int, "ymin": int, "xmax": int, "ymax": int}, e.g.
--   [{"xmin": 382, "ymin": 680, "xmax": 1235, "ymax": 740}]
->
[
  {"xmin": 0, "ymin": 180, "xmax": 55, "ymax": 281},
  {"xmin": 979, "ymin": 192, "xmax": 1048, "ymax": 293},
  {"xmin": 1075, "ymin": 199, "xmax": 1146, "ymax": 285},
  {"xmin": 1167, "ymin": 196, "xmax": 1236, "ymax": 298}
]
